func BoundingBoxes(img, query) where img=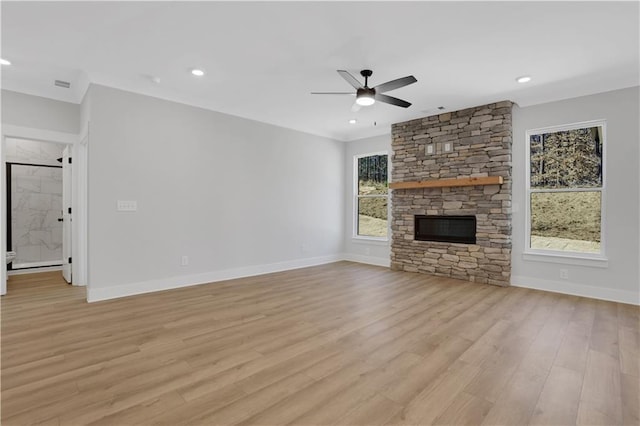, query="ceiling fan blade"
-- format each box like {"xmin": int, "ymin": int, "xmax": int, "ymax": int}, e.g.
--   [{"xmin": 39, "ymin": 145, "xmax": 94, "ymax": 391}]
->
[
  {"xmin": 337, "ymin": 70, "xmax": 363, "ymax": 90},
  {"xmin": 310, "ymin": 92, "xmax": 354, "ymax": 95},
  {"xmin": 351, "ymin": 102, "xmax": 362, "ymax": 112},
  {"xmin": 374, "ymin": 93, "xmax": 412, "ymax": 108},
  {"xmin": 373, "ymin": 75, "xmax": 417, "ymax": 93}
]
